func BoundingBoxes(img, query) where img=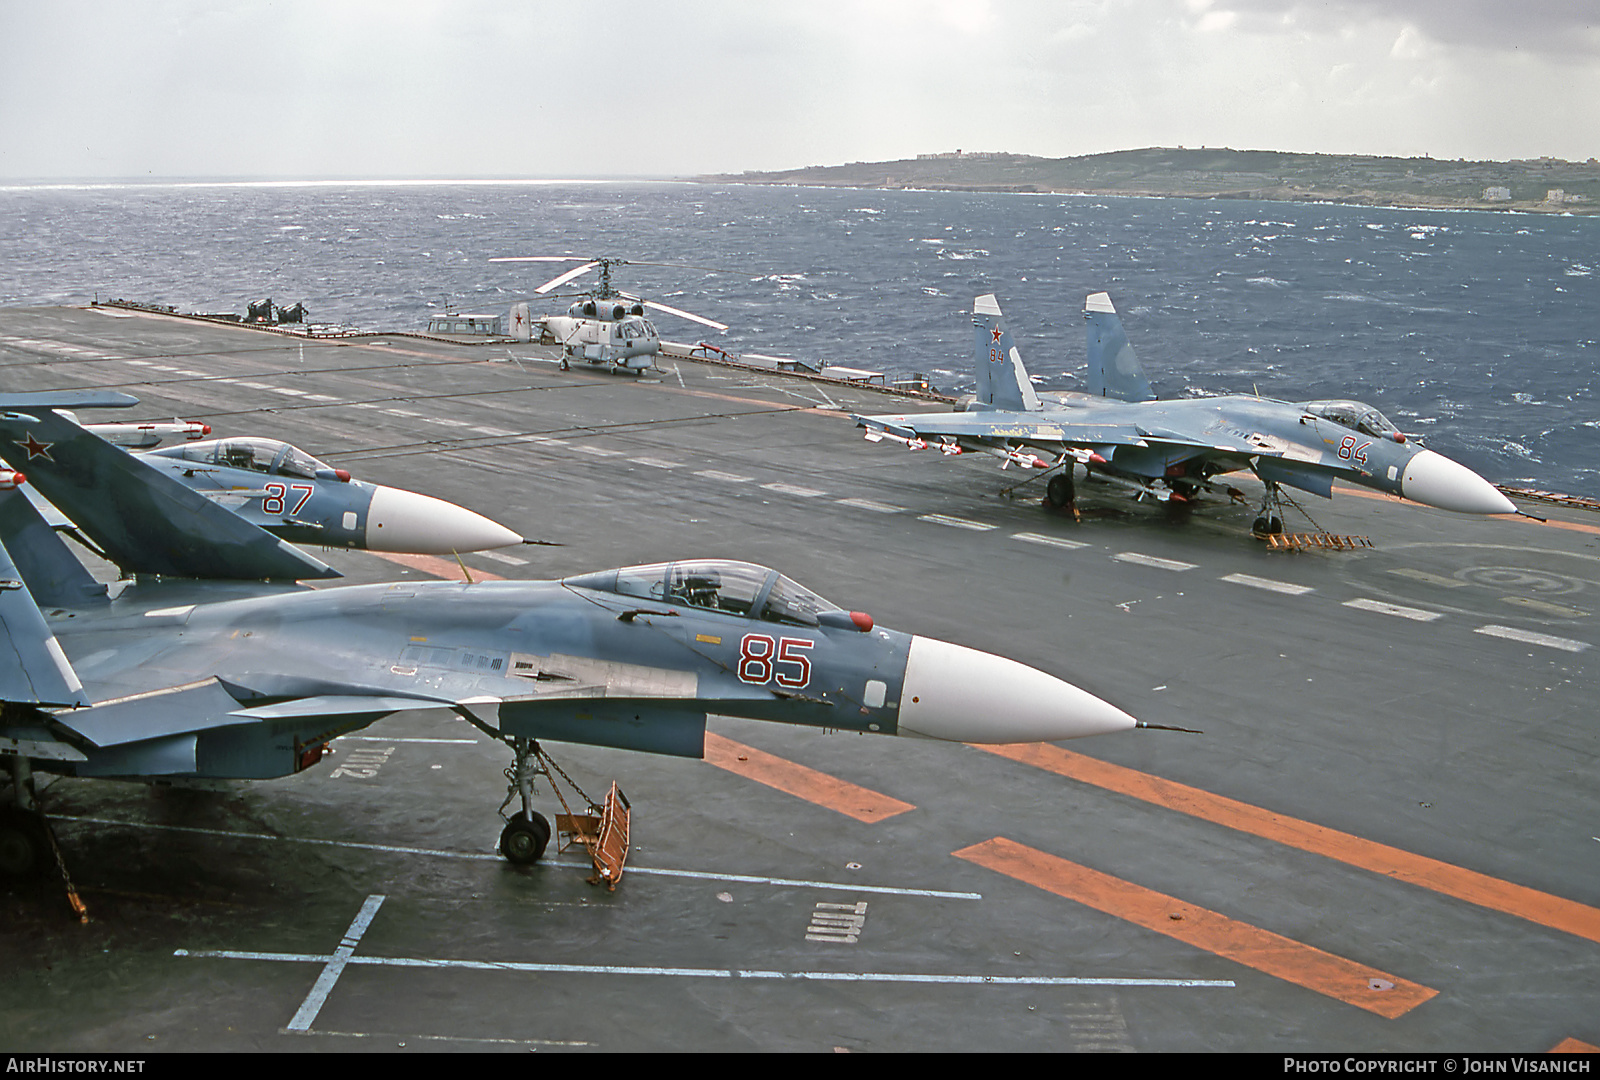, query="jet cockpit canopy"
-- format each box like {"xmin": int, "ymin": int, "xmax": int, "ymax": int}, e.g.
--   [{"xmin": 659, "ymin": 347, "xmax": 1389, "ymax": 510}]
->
[
  {"xmin": 563, "ymin": 560, "xmax": 856, "ymax": 629},
  {"xmin": 148, "ymin": 437, "xmax": 351, "ymax": 480},
  {"xmin": 1299, "ymin": 400, "xmax": 1406, "ymax": 443}
]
